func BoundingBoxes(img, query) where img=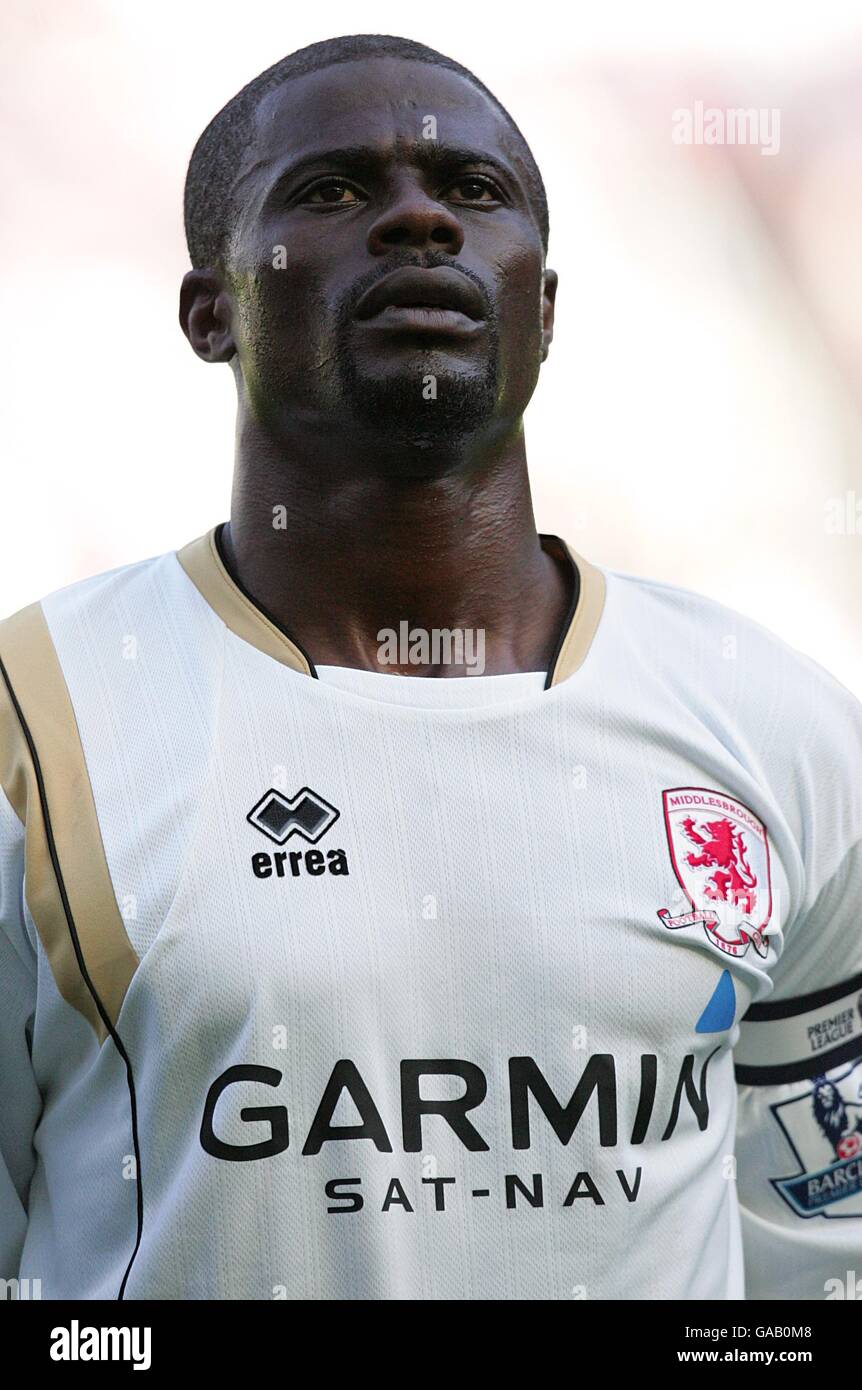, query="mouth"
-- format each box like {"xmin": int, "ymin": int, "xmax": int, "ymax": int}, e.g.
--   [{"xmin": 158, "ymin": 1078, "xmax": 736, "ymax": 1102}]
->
[{"xmin": 353, "ymin": 267, "xmax": 486, "ymax": 338}]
